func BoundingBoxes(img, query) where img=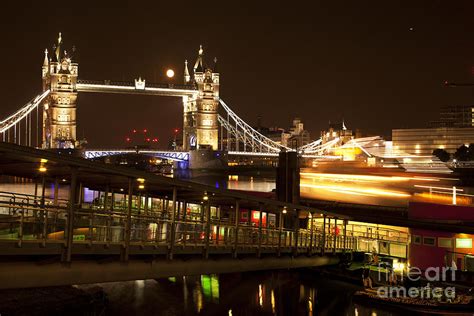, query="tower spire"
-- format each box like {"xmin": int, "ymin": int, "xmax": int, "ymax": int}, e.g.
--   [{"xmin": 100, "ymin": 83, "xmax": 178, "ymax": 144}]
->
[
  {"xmin": 55, "ymin": 32, "xmax": 62, "ymax": 62},
  {"xmin": 43, "ymin": 49, "xmax": 49, "ymax": 66},
  {"xmin": 184, "ymin": 60, "xmax": 190, "ymax": 83},
  {"xmin": 194, "ymin": 44, "xmax": 204, "ymax": 72},
  {"xmin": 213, "ymin": 57, "xmax": 218, "ymax": 73}
]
